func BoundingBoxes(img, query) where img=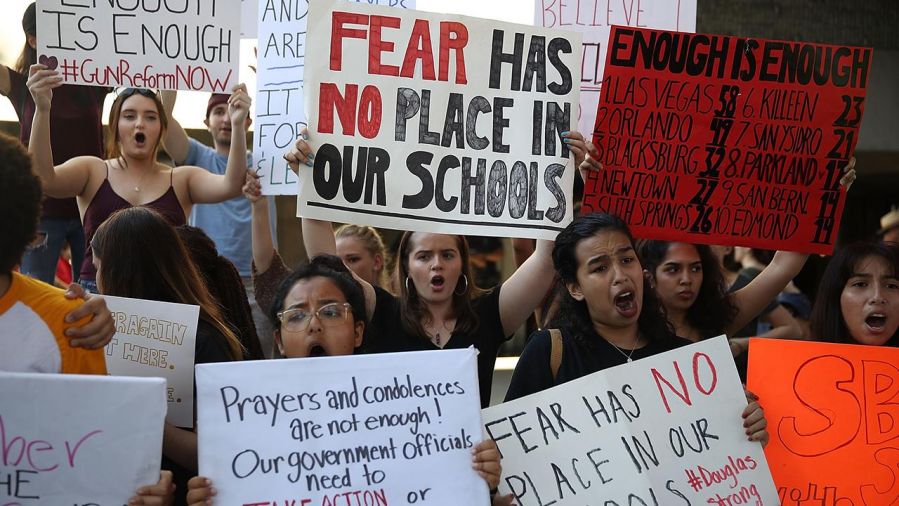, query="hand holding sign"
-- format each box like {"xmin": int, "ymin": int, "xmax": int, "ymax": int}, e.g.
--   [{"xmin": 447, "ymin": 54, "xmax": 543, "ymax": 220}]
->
[
  {"xmin": 228, "ymin": 83, "xmax": 252, "ymax": 126},
  {"xmin": 26, "ymin": 64, "xmax": 63, "ymax": 112}
]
